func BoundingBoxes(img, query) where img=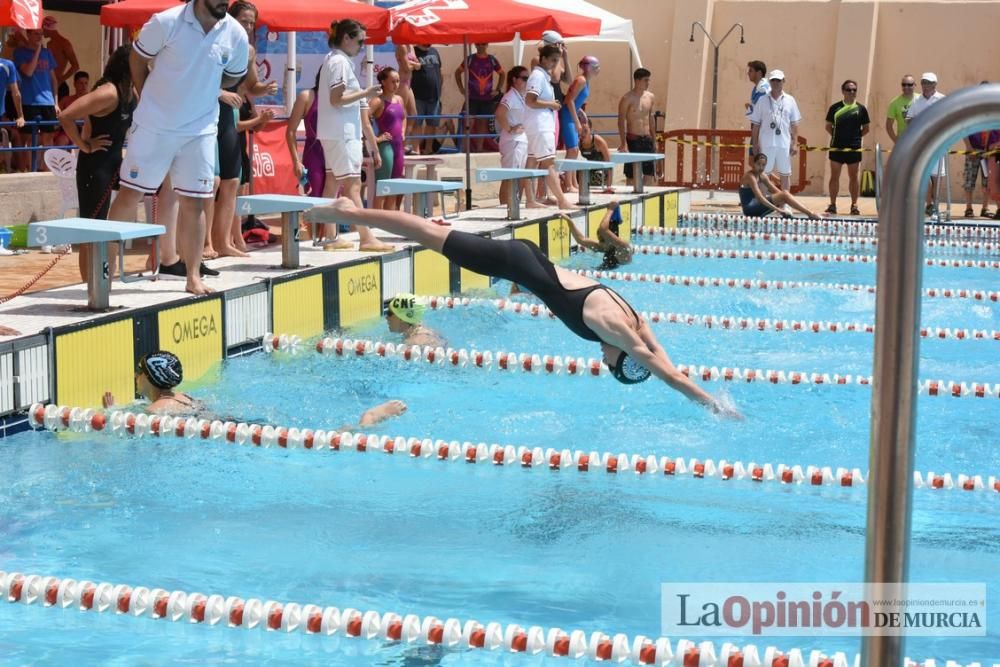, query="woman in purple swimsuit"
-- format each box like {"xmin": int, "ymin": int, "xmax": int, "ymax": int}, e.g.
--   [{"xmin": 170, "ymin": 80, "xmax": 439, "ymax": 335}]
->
[
  {"xmin": 286, "ymin": 70, "xmax": 326, "ymax": 197},
  {"xmin": 368, "ymin": 67, "xmax": 406, "ymax": 210}
]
